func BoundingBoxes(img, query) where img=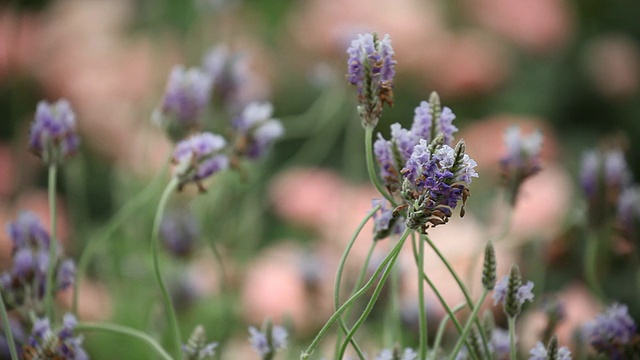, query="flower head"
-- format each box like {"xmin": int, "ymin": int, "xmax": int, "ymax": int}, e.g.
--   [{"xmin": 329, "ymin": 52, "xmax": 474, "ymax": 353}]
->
[
  {"xmin": 583, "ymin": 303, "xmax": 638, "ymax": 359},
  {"xmin": 154, "ymin": 65, "xmax": 213, "ymax": 141},
  {"xmin": 172, "ymin": 132, "xmax": 228, "ymax": 191},
  {"xmin": 347, "ymin": 33, "xmax": 396, "ymax": 127},
  {"xmin": 493, "ymin": 265, "xmax": 534, "ymax": 318},
  {"xmin": 248, "ymin": 322, "xmax": 288, "ymax": 359},
  {"xmin": 410, "ymin": 93, "xmax": 458, "ymax": 146},
  {"xmin": 29, "ymin": 99, "xmax": 79, "ymax": 165},
  {"xmin": 372, "ymin": 199, "xmax": 406, "ymax": 240},
  {"xmin": 24, "ymin": 313, "xmax": 87, "ymax": 360},
  {"xmin": 183, "ymin": 325, "xmax": 217, "ymax": 360},
  {"xmin": 500, "ymin": 126, "xmax": 543, "ymax": 205},
  {"xmin": 529, "ymin": 338, "xmax": 572, "ymax": 360},
  {"xmin": 232, "ymin": 102, "xmax": 284, "ymax": 160}
]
